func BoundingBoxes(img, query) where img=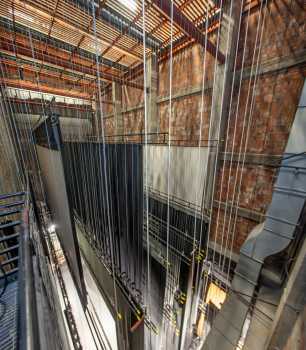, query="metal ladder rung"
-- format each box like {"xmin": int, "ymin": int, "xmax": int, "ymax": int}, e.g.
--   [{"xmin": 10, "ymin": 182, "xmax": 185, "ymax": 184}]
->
[
  {"xmin": 1, "ymin": 256, "xmax": 18, "ymax": 267},
  {"xmin": 0, "ymin": 220, "xmax": 21, "ymax": 230},
  {"xmin": 0, "ymin": 267, "xmax": 18, "ymax": 278},
  {"xmin": 0, "ymin": 192, "xmax": 25, "ymax": 200},
  {"xmin": 0, "ymin": 232, "xmax": 20, "ymax": 243},
  {"xmin": 0, "ymin": 201, "xmax": 24, "ymax": 210},
  {"xmin": 0, "ymin": 209, "xmax": 21, "ymax": 218},
  {"xmin": 0, "ymin": 244, "xmax": 19, "ymax": 255}
]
